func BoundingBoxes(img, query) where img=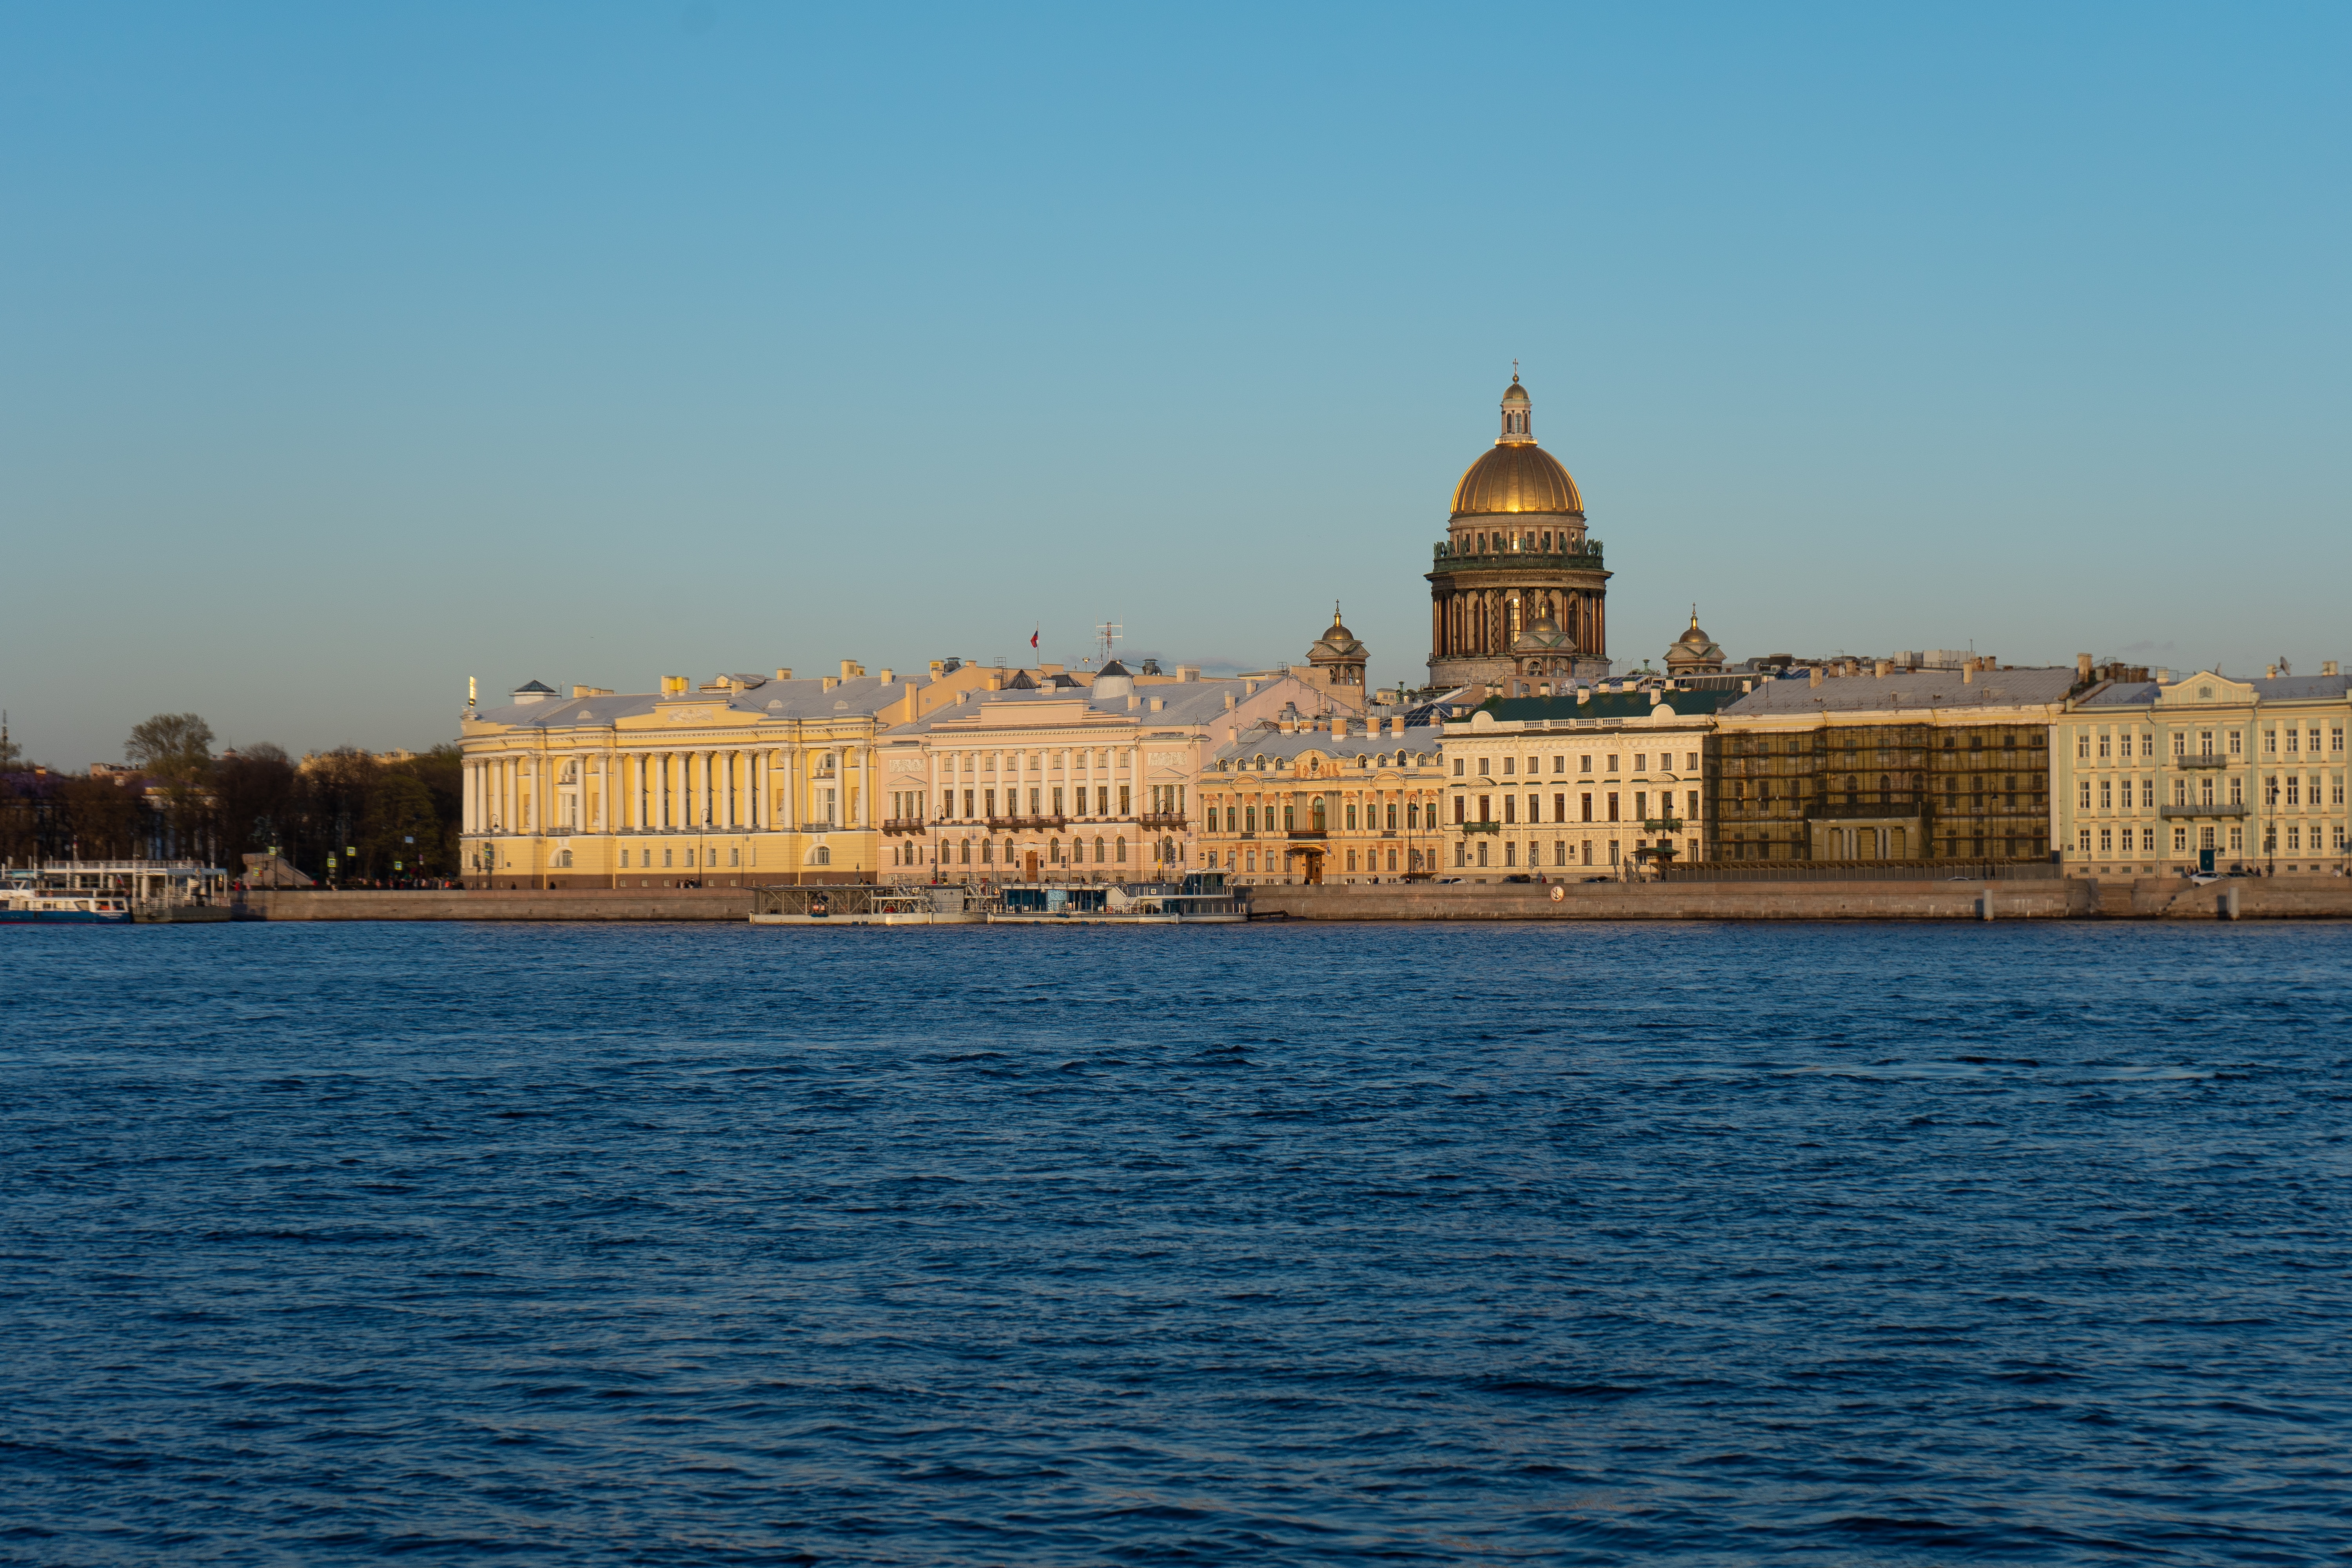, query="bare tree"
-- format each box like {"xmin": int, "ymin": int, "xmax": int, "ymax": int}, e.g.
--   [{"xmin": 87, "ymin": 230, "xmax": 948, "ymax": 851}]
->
[{"xmin": 125, "ymin": 713, "xmax": 216, "ymax": 781}]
